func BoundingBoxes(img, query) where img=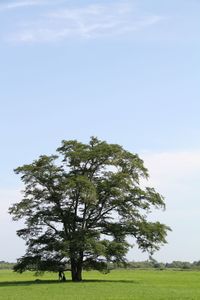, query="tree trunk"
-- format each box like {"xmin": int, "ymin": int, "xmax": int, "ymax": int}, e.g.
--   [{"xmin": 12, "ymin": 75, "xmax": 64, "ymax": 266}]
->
[{"xmin": 71, "ymin": 258, "xmax": 83, "ymax": 282}]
